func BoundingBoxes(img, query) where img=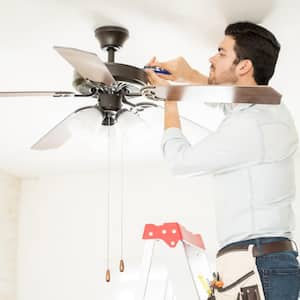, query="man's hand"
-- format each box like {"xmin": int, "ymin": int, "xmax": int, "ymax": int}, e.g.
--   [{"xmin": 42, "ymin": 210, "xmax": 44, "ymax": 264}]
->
[
  {"xmin": 146, "ymin": 67, "xmax": 170, "ymax": 86},
  {"xmin": 145, "ymin": 56, "xmax": 209, "ymax": 130},
  {"xmin": 146, "ymin": 56, "xmax": 208, "ymax": 84}
]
